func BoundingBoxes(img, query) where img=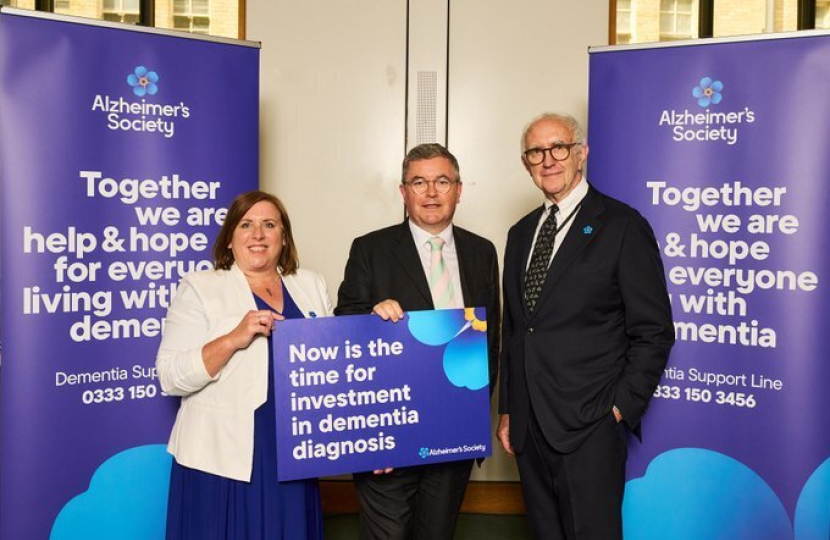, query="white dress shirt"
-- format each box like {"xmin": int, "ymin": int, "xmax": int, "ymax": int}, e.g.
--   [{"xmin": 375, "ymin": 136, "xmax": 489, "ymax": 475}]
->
[
  {"xmin": 408, "ymin": 220, "xmax": 464, "ymax": 309},
  {"xmin": 526, "ymin": 178, "xmax": 590, "ymax": 270}
]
